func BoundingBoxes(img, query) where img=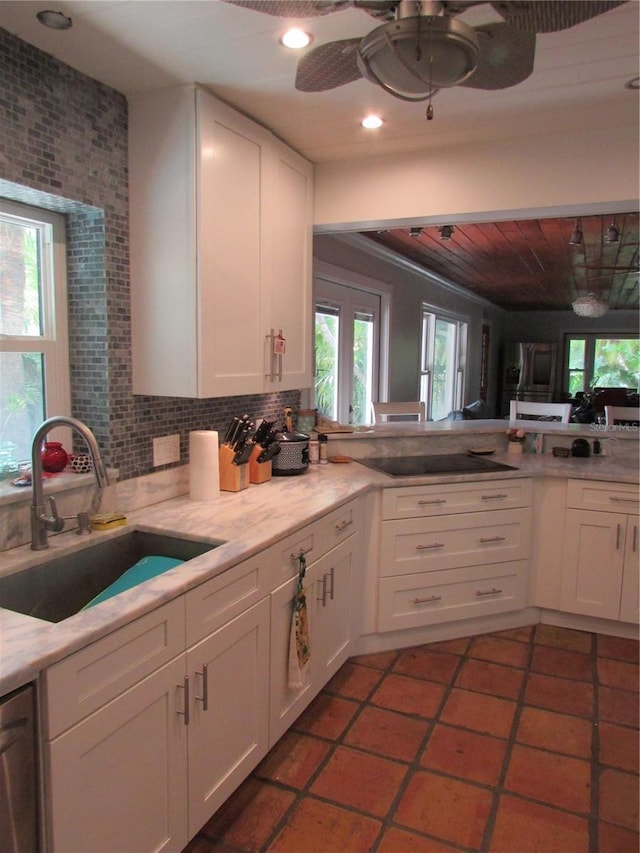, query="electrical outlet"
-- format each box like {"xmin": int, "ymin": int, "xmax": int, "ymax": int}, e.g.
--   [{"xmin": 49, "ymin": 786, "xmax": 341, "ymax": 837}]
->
[{"xmin": 153, "ymin": 434, "xmax": 180, "ymax": 467}]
